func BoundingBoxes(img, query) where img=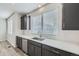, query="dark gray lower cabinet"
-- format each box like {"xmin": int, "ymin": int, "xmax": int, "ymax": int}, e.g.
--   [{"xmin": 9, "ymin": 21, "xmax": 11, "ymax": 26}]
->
[
  {"xmin": 27, "ymin": 40, "xmax": 78, "ymax": 56},
  {"xmin": 27, "ymin": 40, "xmax": 41, "ymax": 56},
  {"xmin": 42, "ymin": 44, "xmax": 78, "ymax": 56},
  {"xmin": 16, "ymin": 36, "xmax": 28, "ymax": 54},
  {"xmin": 16, "ymin": 36, "xmax": 22, "ymax": 49},
  {"xmin": 16, "ymin": 36, "xmax": 78, "ymax": 56},
  {"xmin": 28, "ymin": 44, "xmax": 41, "ymax": 56},
  {"xmin": 42, "ymin": 44, "xmax": 61, "ymax": 56},
  {"xmin": 42, "ymin": 49, "xmax": 61, "ymax": 56},
  {"xmin": 34, "ymin": 46, "xmax": 41, "ymax": 56},
  {"xmin": 42, "ymin": 49, "xmax": 59, "ymax": 56},
  {"xmin": 28, "ymin": 43, "xmax": 35, "ymax": 56}
]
